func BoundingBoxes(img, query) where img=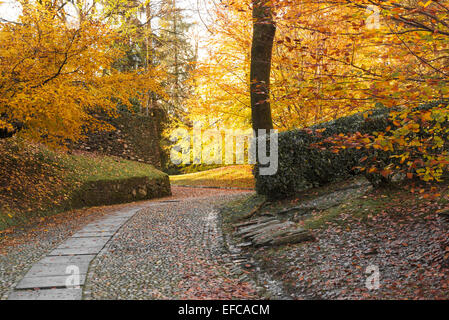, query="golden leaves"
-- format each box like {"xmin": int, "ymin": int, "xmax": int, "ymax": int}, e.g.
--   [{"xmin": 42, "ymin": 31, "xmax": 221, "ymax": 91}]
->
[{"xmin": 0, "ymin": 1, "xmax": 165, "ymax": 147}]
